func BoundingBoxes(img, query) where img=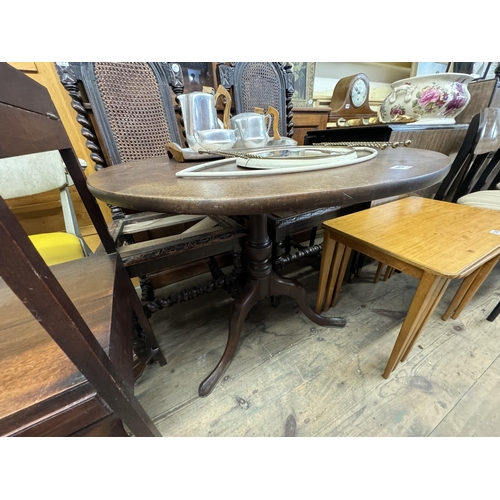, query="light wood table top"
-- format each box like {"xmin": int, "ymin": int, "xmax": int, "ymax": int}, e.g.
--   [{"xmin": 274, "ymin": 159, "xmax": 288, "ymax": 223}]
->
[{"xmin": 324, "ymin": 196, "xmax": 500, "ymax": 279}]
